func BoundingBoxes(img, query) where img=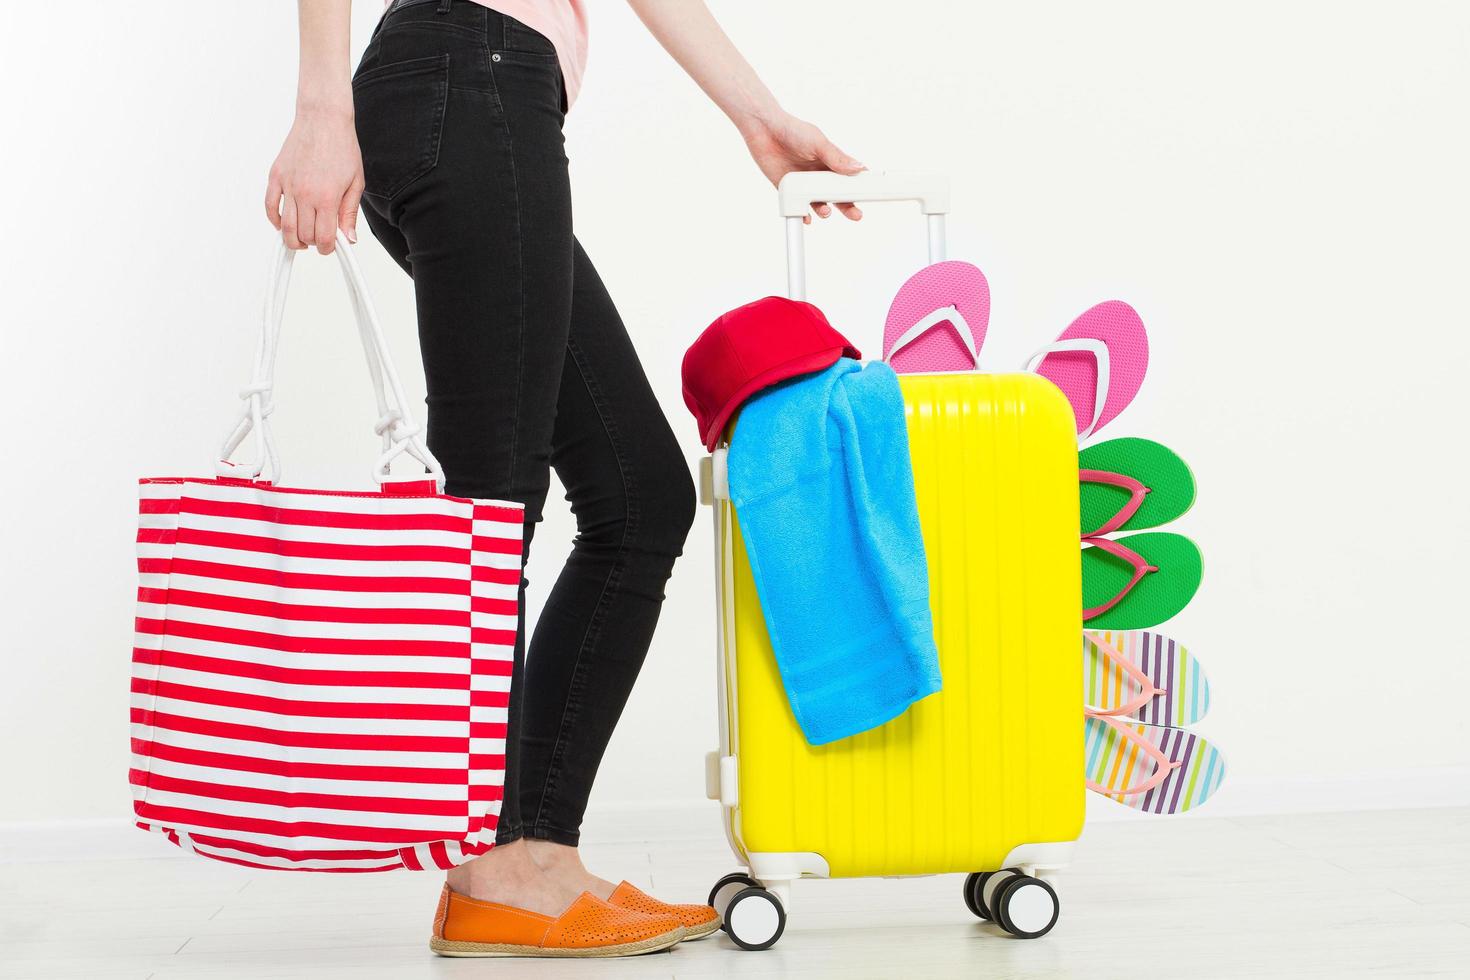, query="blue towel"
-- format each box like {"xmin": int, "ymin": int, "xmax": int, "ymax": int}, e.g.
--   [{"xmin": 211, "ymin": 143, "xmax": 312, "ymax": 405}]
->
[{"xmin": 727, "ymin": 358, "xmax": 941, "ymax": 745}]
